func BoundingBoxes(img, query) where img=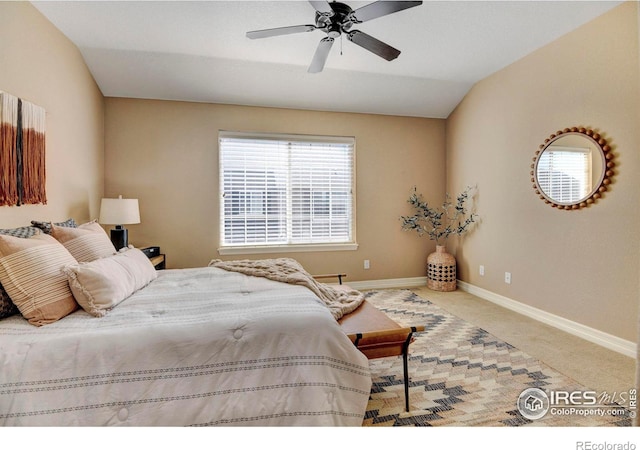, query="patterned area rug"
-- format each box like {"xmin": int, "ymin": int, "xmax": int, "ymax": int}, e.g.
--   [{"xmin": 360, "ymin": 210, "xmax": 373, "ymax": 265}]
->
[{"xmin": 361, "ymin": 290, "xmax": 631, "ymax": 427}]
